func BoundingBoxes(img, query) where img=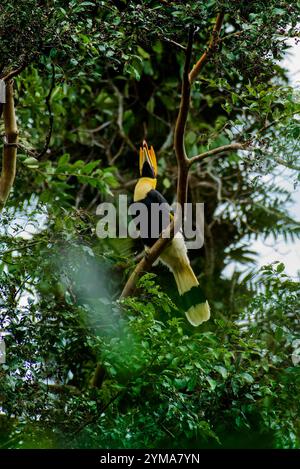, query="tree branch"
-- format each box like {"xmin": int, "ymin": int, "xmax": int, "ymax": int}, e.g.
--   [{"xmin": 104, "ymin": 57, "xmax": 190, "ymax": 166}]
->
[
  {"xmin": 1, "ymin": 63, "xmax": 28, "ymax": 82},
  {"xmin": 111, "ymin": 82, "xmax": 136, "ymax": 152},
  {"xmin": 120, "ymin": 220, "xmax": 175, "ymax": 298},
  {"xmin": 189, "ymin": 12, "xmax": 224, "ymax": 84},
  {"xmin": 174, "ymin": 26, "xmax": 194, "ymax": 206},
  {"xmin": 162, "ymin": 36, "xmax": 186, "ymax": 51},
  {"xmin": 273, "ymin": 157, "xmax": 300, "ymax": 171},
  {"xmin": 190, "ymin": 141, "xmax": 300, "ymax": 172},
  {"xmin": 0, "ymin": 81, "xmax": 18, "ymax": 212},
  {"xmin": 36, "ymin": 63, "xmax": 55, "ymax": 160},
  {"xmin": 256, "ymin": 110, "xmax": 300, "ymax": 137},
  {"xmin": 189, "ymin": 142, "xmax": 249, "ymax": 166}
]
